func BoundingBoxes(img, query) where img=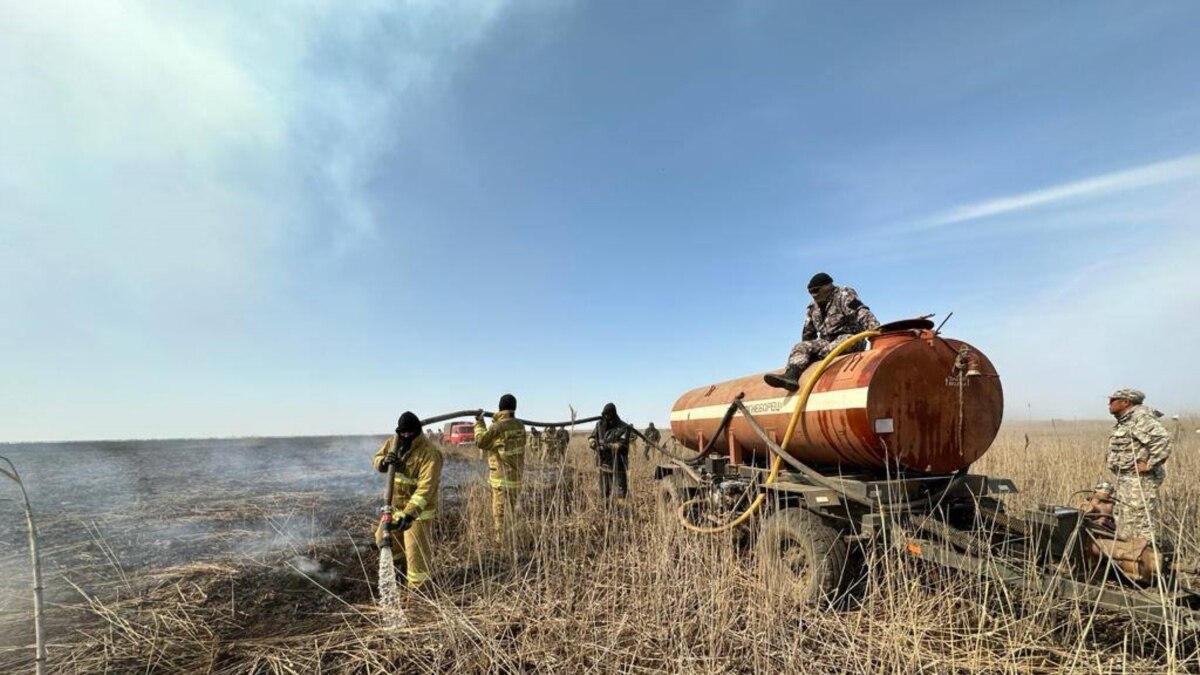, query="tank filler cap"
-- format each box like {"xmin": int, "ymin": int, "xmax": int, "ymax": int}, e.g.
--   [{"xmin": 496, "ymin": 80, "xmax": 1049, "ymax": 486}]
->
[{"xmin": 877, "ymin": 317, "xmax": 936, "ymax": 334}]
